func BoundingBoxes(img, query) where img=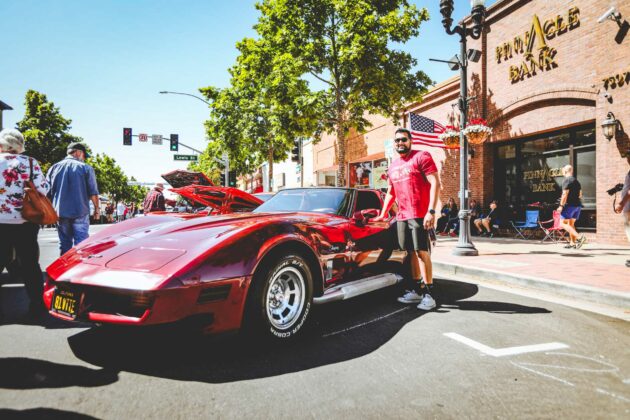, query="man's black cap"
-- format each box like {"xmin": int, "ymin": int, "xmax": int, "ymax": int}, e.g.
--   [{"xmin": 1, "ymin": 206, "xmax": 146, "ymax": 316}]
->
[{"xmin": 67, "ymin": 142, "xmax": 90, "ymax": 158}]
